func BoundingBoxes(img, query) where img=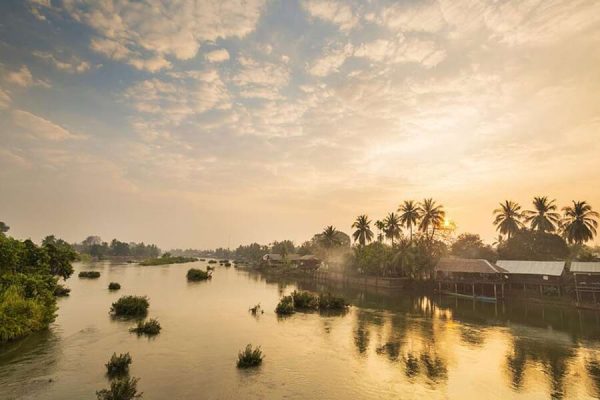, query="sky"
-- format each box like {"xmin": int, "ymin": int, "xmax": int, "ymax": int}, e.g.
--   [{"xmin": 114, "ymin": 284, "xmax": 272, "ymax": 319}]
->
[{"xmin": 0, "ymin": 0, "xmax": 599, "ymax": 249}]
